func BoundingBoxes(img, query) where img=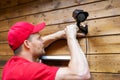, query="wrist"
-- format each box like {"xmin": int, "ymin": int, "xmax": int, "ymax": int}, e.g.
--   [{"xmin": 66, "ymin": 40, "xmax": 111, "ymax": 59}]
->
[
  {"xmin": 67, "ymin": 34, "xmax": 76, "ymax": 40},
  {"xmin": 67, "ymin": 36, "xmax": 77, "ymax": 41}
]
